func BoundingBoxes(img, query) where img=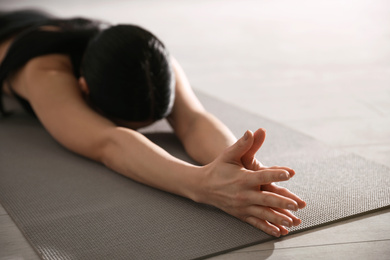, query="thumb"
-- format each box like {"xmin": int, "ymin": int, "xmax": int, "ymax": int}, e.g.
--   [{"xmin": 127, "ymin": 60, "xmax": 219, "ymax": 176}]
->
[
  {"xmin": 222, "ymin": 130, "xmax": 254, "ymax": 164},
  {"xmin": 244, "ymin": 128, "xmax": 266, "ymax": 161}
]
